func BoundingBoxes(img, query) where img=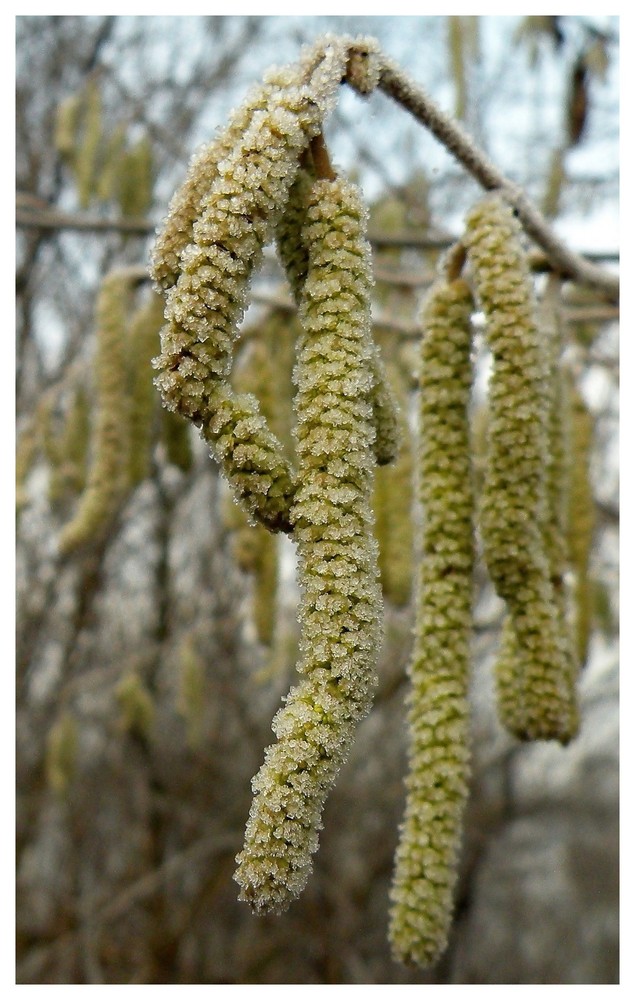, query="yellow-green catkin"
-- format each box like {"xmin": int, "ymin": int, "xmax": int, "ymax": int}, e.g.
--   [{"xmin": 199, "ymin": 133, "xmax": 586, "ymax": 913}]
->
[
  {"xmin": 251, "ymin": 526, "xmax": 279, "ymax": 647},
  {"xmin": 58, "ymin": 272, "xmax": 133, "ymax": 555},
  {"xmin": 95, "ymin": 122, "xmax": 127, "ymax": 203},
  {"xmin": 224, "ymin": 490, "xmax": 280, "ymax": 647},
  {"xmin": 48, "ymin": 386, "xmax": 91, "ymax": 503},
  {"xmin": 275, "ymin": 164, "xmax": 316, "ymax": 304},
  {"xmin": 275, "ymin": 164, "xmax": 401, "ymax": 468},
  {"xmin": 16, "ymin": 420, "xmax": 39, "ymax": 512},
  {"xmin": 495, "ymin": 278, "xmax": 578, "ymax": 737},
  {"xmin": 542, "ymin": 147, "xmax": 567, "ymax": 220},
  {"xmin": 234, "ymin": 175, "xmax": 382, "ymax": 915},
  {"xmin": 464, "ymin": 194, "xmax": 577, "ymax": 744},
  {"xmin": 116, "ymin": 671, "xmax": 155, "ymax": 738},
  {"xmin": 177, "ymin": 635, "xmax": 206, "ymax": 750},
  {"xmin": 231, "ymin": 326, "xmax": 297, "ymax": 644},
  {"xmin": 388, "ymin": 275, "xmax": 475, "ymax": 969},
  {"xmin": 117, "ymin": 135, "xmax": 154, "ymax": 218},
  {"xmin": 160, "ymin": 408, "xmax": 193, "ymax": 472},
  {"xmin": 151, "ymin": 39, "xmax": 355, "ymax": 533},
  {"xmin": 54, "ymin": 92, "xmax": 82, "ymax": 163},
  {"xmin": 151, "ymin": 36, "xmax": 381, "ymax": 533},
  {"xmin": 45, "ymin": 711, "xmax": 78, "ymax": 796},
  {"xmin": 127, "ymin": 290, "xmax": 165, "ymax": 486},
  {"xmin": 74, "ymin": 77, "xmax": 103, "ymax": 209},
  {"xmin": 566, "ymin": 378, "xmax": 595, "ymax": 668},
  {"xmin": 373, "ymin": 359, "xmax": 414, "ymax": 608}
]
